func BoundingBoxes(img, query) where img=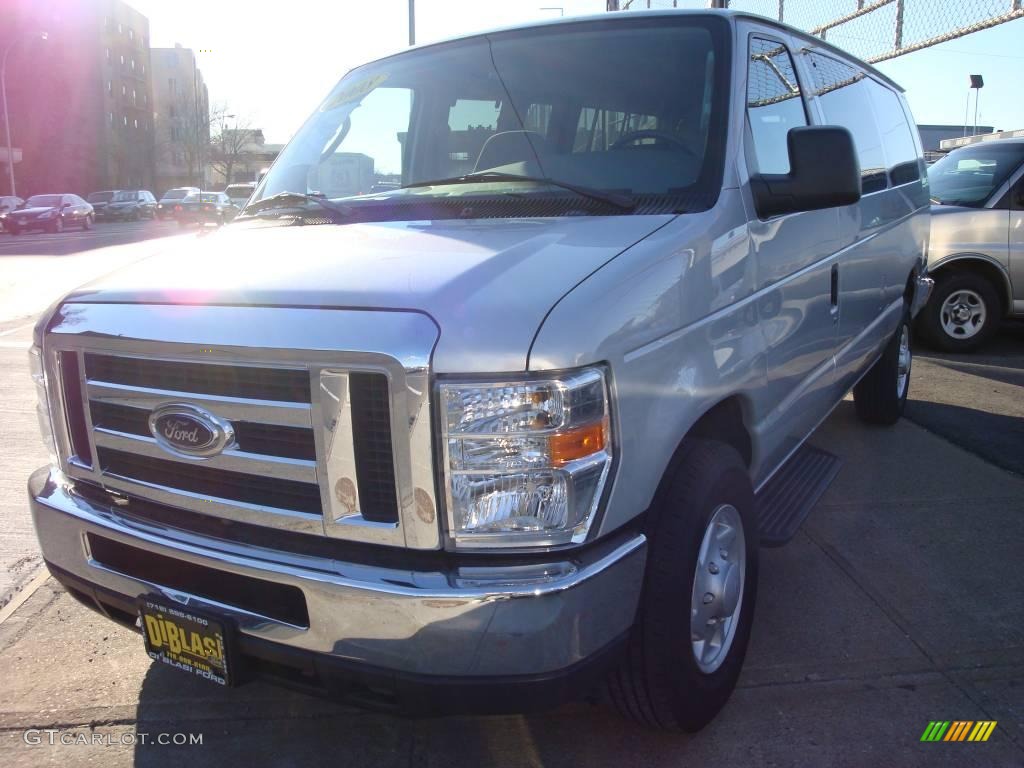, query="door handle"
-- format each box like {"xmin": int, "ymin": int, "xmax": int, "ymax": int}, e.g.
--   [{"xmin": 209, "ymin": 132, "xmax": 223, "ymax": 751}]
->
[{"xmin": 830, "ymin": 263, "xmax": 840, "ymax": 320}]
